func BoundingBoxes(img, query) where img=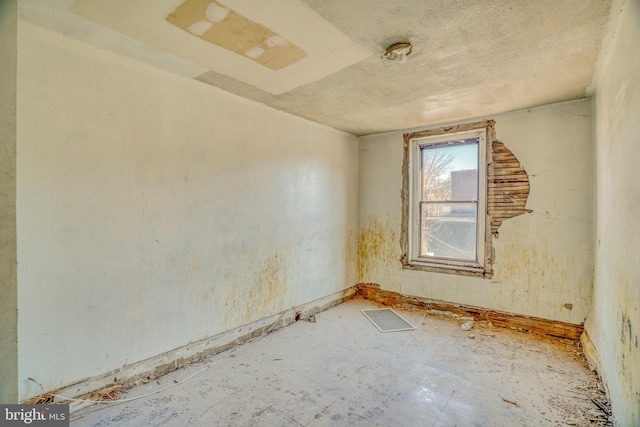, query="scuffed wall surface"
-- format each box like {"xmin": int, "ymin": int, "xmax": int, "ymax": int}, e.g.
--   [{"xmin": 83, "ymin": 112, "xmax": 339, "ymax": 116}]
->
[
  {"xmin": 358, "ymin": 99, "xmax": 593, "ymax": 324},
  {"xmin": 0, "ymin": 0, "xmax": 18, "ymax": 404},
  {"xmin": 587, "ymin": 0, "xmax": 640, "ymax": 424},
  {"xmin": 16, "ymin": 23, "xmax": 358, "ymax": 401}
]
